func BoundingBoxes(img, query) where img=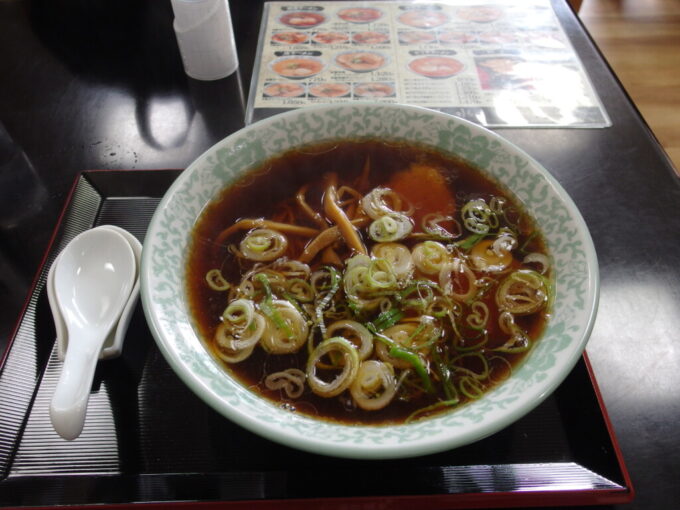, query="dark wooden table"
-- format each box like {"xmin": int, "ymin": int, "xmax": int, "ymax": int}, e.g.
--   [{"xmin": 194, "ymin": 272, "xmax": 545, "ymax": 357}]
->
[{"xmin": 1, "ymin": 0, "xmax": 679, "ymax": 509}]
